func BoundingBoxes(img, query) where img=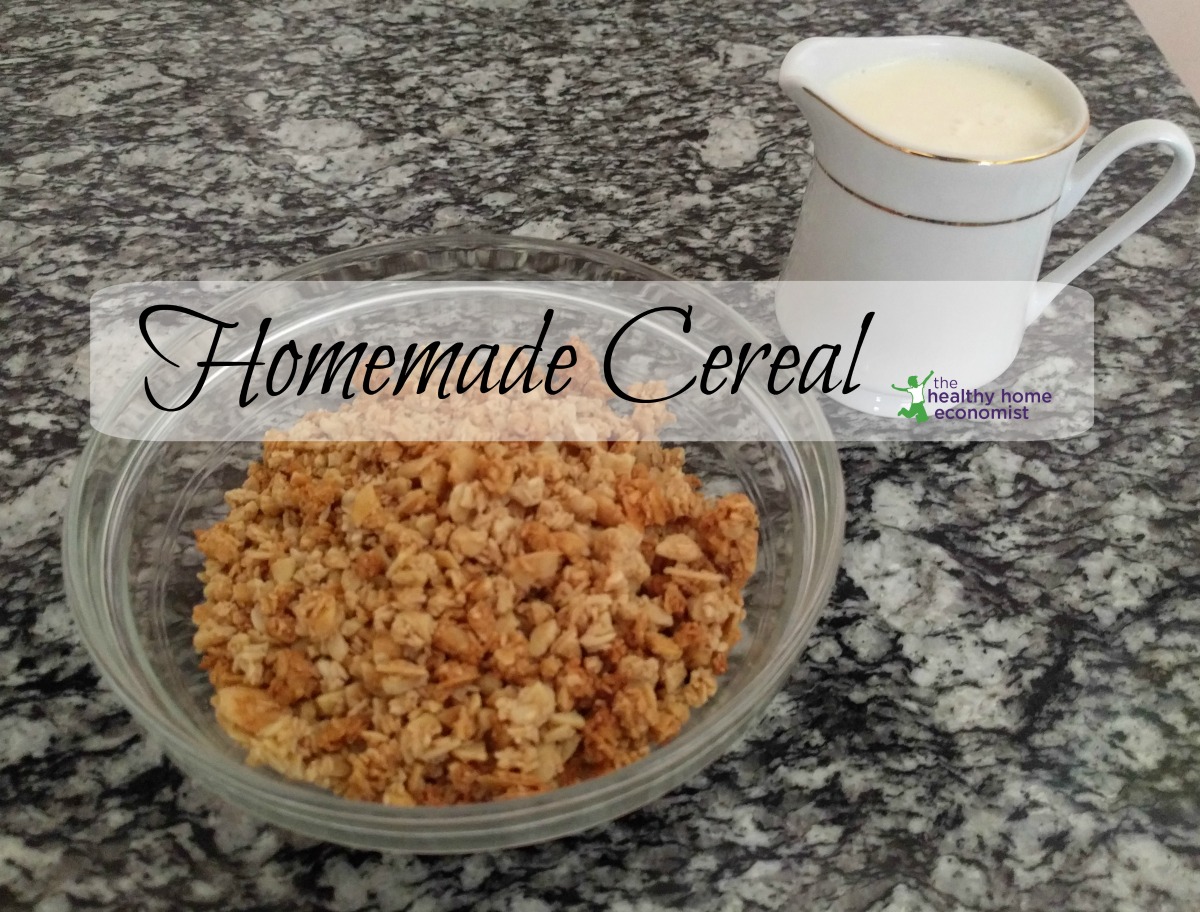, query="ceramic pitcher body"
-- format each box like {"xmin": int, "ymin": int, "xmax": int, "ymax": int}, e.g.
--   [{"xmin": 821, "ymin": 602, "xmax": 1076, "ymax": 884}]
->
[
  {"xmin": 779, "ymin": 36, "xmax": 1092, "ymax": 289},
  {"xmin": 776, "ymin": 36, "xmax": 1194, "ymax": 415}
]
